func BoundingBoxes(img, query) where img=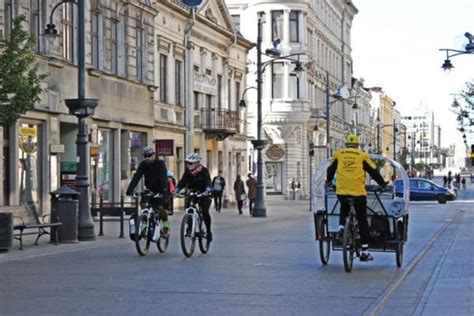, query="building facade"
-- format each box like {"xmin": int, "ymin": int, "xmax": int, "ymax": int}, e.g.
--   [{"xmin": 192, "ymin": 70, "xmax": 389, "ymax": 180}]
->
[
  {"xmin": 226, "ymin": 0, "xmax": 358, "ymax": 197},
  {"xmin": 0, "ymin": 0, "xmax": 251, "ymax": 213}
]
